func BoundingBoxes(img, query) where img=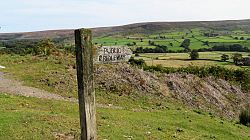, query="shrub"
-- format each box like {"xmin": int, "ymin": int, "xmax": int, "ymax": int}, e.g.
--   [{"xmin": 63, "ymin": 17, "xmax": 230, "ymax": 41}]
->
[
  {"xmin": 190, "ymin": 50, "xmax": 199, "ymax": 60},
  {"xmin": 143, "ymin": 65, "xmax": 250, "ymax": 92},
  {"xmin": 128, "ymin": 57, "xmax": 146, "ymax": 67},
  {"xmin": 197, "ymin": 44, "xmax": 250, "ymax": 52},
  {"xmin": 134, "ymin": 46, "xmax": 167, "ymax": 53},
  {"xmin": 180, "ymin": 39, "xmax": 191, "ymax": 51},
  {"xmin": 180, "ymin": 39, "xmax": 190, "ymax": 48},
  {"xmin": 240, "ymin": 37, "xmax": 245, "ymax": 40},
  {"xmin": 126, "ymin": 42, "xmax": 136, "ymax": 46},
  {"xmin": 135, "ymin": 53, "xmax": 140, "ymax": 57},
  {"xmin": 33, "ymin": 39, "xmax": 57, "ymax": 56},
  {"xmin": 0, "ymin": 39, "xmax": 61, "ymax": 55},
  {"xmin": 239, "ymin": 109, "xmax": 250, "ymax": 126},
  {"xmin": 221, "ymin": 54, "xmax": 229, "ymax": 62},
  {"xmin": 232, "ymin": 53, "xmax": 243, "ymax": 65}
]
